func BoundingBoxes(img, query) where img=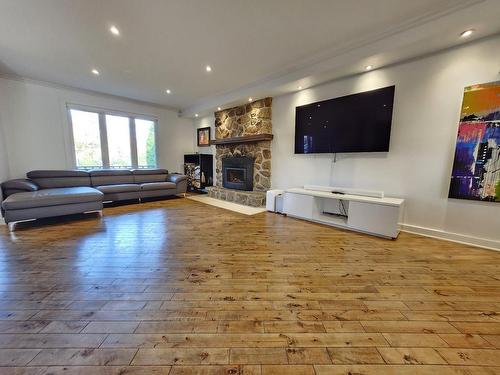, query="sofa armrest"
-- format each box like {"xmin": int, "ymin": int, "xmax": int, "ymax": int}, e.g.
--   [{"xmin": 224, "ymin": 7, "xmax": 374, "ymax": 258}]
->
[
  {"xmin": 2, "ymin": 179, "xmax": 39, "ymax": 201},
  {"xmin": 2, "ymin": 179, "xmax": 39, "ymax": 192},
  {"xmin": 166, "ymin": 174, "xmax": 187, "ymax": 184}
]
